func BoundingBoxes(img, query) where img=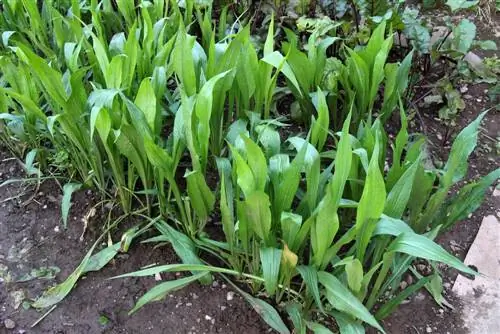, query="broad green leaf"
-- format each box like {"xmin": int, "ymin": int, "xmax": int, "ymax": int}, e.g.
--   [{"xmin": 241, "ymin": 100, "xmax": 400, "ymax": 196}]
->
[
  {"xmin": 261, "ymin": 51, "xmax": 302, "ymax": 96},
  {"xmin": 135, "ymin": 78, "xmax": 158, "ymax": 135},
  {"xmin": 370, "ymin": 37, "xmax": 393, "ymax": 104},
  {"xmin": 286, "ymin": 303, "xmax": 307, "ymax": 334},
  {"xmin": 84, "ymin": 243, "xmax": 121, "ymax": 272},
  {"xmin": 280, "ymin": 212, "xmax": 302, "ymax": 249},
  {"xmin": 242, "ymin": 191, "xmax": 272, "ymax": 244},
  {"xmin": 307, "ymin": 322, "xmax": 334, "ymax": 333},
  {"xmin": 440, "ymin": 168, "xmax": 500, "ymax": 229},
  {"xmin": 356, "ymin": 137, "xmax": 386, "ymax": 261},
  {"xmin": 155, "ymin": 221, "xmax": 211, "ymax": 284},
  {"xmin": 318, "ymin": 272, "xmax": 385, "ymax": 333},
  {"xmin": 448, "ymin": 19, "xmax": 476, "ymax": 55},
  {"xmin": 61, "ymin": 183, "xmax": 82, "ymax": 228},
  {"xmin": 384, "ymin": 158, "xmax": 420, "ymax": 219},
  {"xmin": 185, "ymin": 170, "xmax": 215, "ymax": 222},
  {"xmin": 345, "ymin": 259, "xmax": 363, "ymax": 292},
  {"xmin": 388, "ymin": 233, "xmax": 477, "ymax": 275},
  {"xmin": 230, "ymin": 146, "xmax": 255, "ymax": 198},
  {"xmin": 239, "ymin": 289, "xmax": 291, "ymax": 334},
  {"xmin": 32, "ymin": 242, "xmax": 121, "ymax": 309},
  {"xmin": 218, "ymin": 165, "xmax": 235, "ymax": 247},
  {"xmin": 173, "ymin": 24, "xmax": 197, "ymax": 96},
  {"xmin": 144, "ymin": 137, "xmax": 174, "ymax": 178},
  {"xmin": 260, "ymin": 247, "xmax": 282, "ymax": 295},
  {"xmin": 264, "ymin": 14, "xmax": 275, "ymax": 56},
  {"xmin": 445, "ymin": 0, "xmax": 478, "ymax": 12},
  {"xmin": 241, "ymin": 136, "xmax": 268, "ymax": 192},
  {"xmin": 475, "ymin": 40, "xmax": 497, "ymax": 50},
  {"xmin": 374, "ymin": 216, "xmax": 415, "ymax": 237},
  {"xmin": 311, "ymin": 88, "xmax": 329, "ymax": 152},
  {"xmin": 90, "ymin": 107, "xmax": 111, "ymax": 142},
  {"xmin": 331, "ymin": 311, "xmax": 365, "ymax": 334},
  {"xmin": 297, "ymin": 265, "xmax": 324, "ymax": 312},
  {"xmin": 443, "ymin": 111, "xmax": 486, "ymax": 185},
  {"xmin": 195, "ymin": 70, "xmax": 231, "ymax": 170},
  {"xmin": 130, "ymin": 273, "xmax": 207, "ymax": 314},
  {"xmin": 287, "ymin": 137, "xmax": 320, "ymax": 171}
]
